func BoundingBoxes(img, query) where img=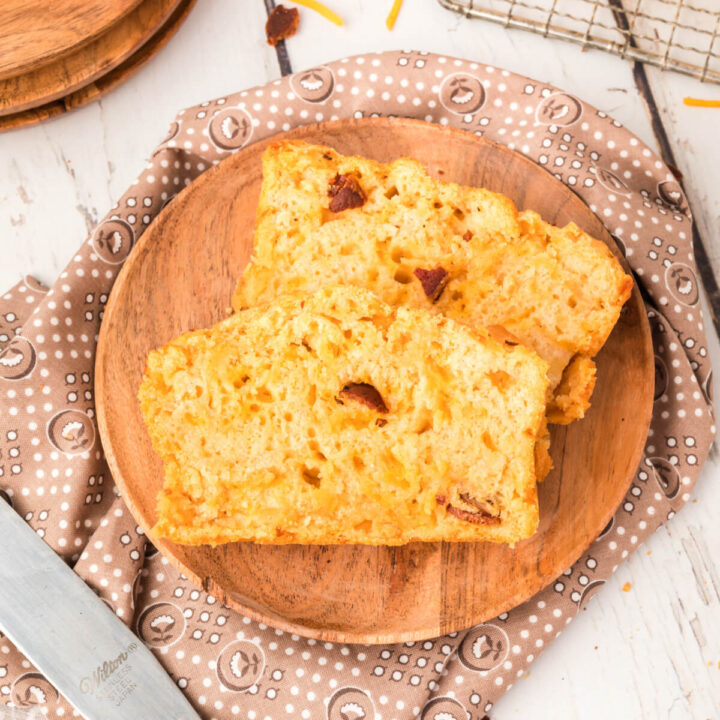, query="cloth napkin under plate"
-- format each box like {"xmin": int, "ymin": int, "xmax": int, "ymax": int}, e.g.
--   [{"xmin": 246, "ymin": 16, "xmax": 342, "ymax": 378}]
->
[{"xmin": 0, "ymin": 50, "xmax": 714, "ymax": 720}]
